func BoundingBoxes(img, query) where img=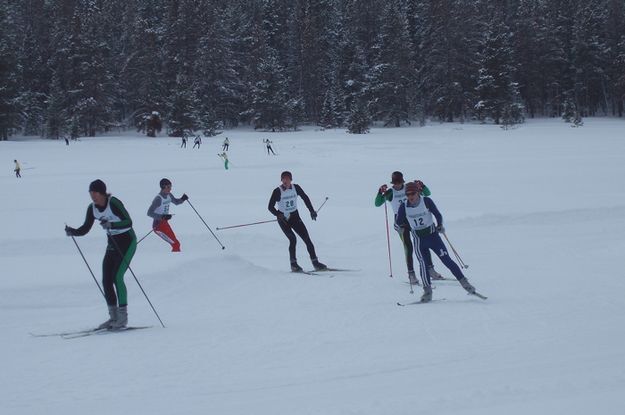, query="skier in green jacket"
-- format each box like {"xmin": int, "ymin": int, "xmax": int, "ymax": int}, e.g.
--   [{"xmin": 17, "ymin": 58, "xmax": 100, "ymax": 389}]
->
[
  {"xmin": 65, "ymin": 179, "xmax": 137, "ymax": 330},
  {"xmin": 375, "ymin": 171, "xmax": 443, "ymax": 285}
]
